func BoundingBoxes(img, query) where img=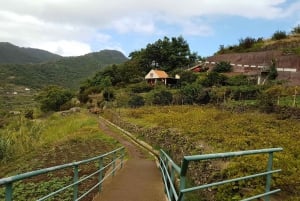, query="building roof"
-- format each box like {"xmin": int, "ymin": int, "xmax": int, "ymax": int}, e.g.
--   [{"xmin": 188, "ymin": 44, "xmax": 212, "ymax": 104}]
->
[{"xmin": 145, "ymin": 69, "xmax": 169, "ymax": 79}]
